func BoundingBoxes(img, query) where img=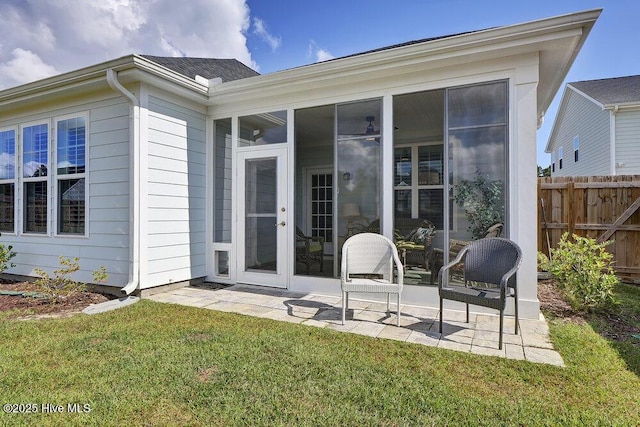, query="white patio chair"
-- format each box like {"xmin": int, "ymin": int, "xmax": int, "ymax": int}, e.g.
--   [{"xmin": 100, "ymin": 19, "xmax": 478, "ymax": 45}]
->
[{"xmin": 341, "ymin": 233, "xmax": 404, "ymax": 326}]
